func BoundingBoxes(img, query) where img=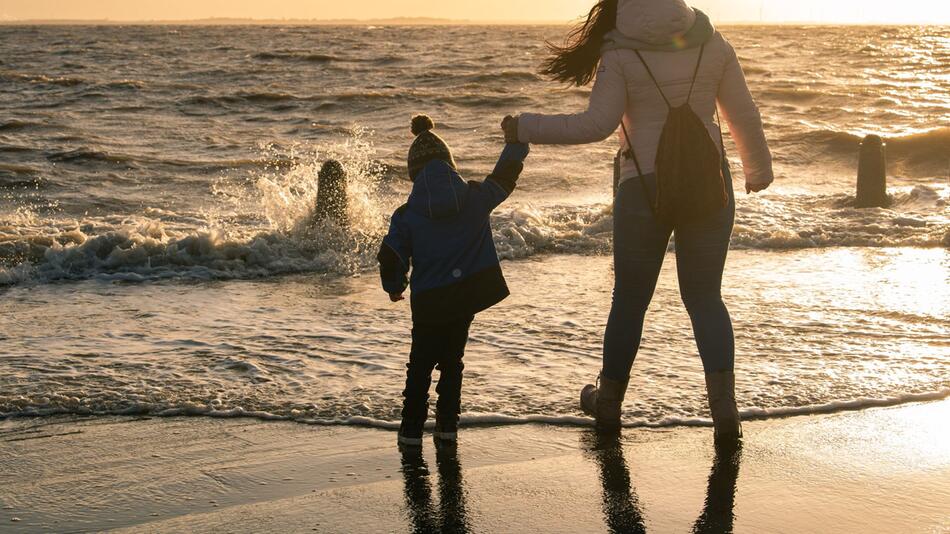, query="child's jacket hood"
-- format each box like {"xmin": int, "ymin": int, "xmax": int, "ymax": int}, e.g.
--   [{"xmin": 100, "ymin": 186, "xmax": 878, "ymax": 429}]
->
[{"xmin": 407, "ymin": 160, "xmax": 469, "ymax": 220}]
